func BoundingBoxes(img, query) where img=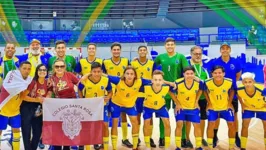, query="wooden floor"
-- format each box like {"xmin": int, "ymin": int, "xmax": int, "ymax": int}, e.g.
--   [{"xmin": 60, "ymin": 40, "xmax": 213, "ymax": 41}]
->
[{"xmin": 1, "ymin": 106, "xmax": 265, "ymax": 150}]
